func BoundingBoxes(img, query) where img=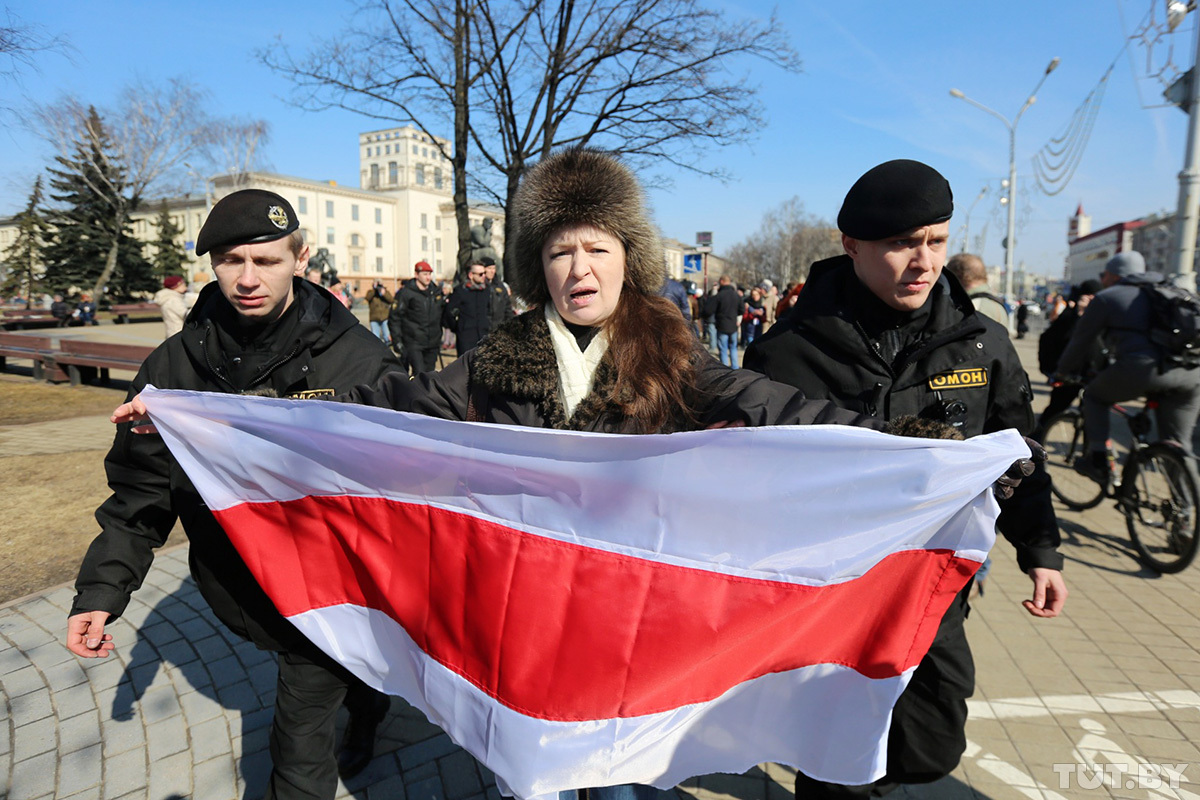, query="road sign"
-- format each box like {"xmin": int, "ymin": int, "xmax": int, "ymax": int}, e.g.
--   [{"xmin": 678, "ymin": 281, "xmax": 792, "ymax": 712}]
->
[{"xmin": 683, "ymin": 254, "xmax": 702, "ymax": 273}]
